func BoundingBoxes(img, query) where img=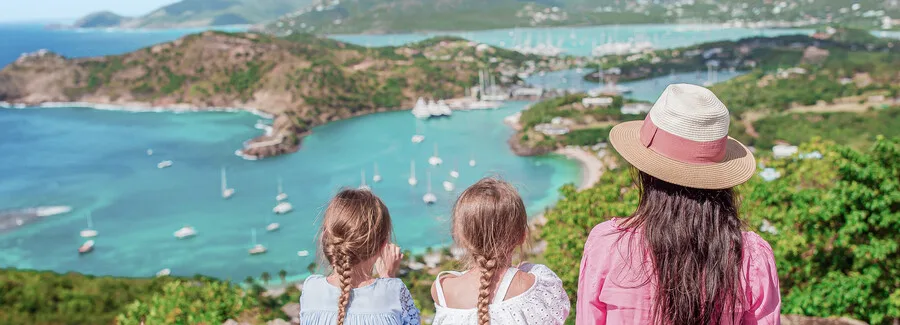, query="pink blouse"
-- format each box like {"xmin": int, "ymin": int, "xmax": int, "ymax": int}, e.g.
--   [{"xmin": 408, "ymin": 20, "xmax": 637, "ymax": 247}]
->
[{"xmin": 576, "ymin": 219, "xmax": 781, "ymax": 325}]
